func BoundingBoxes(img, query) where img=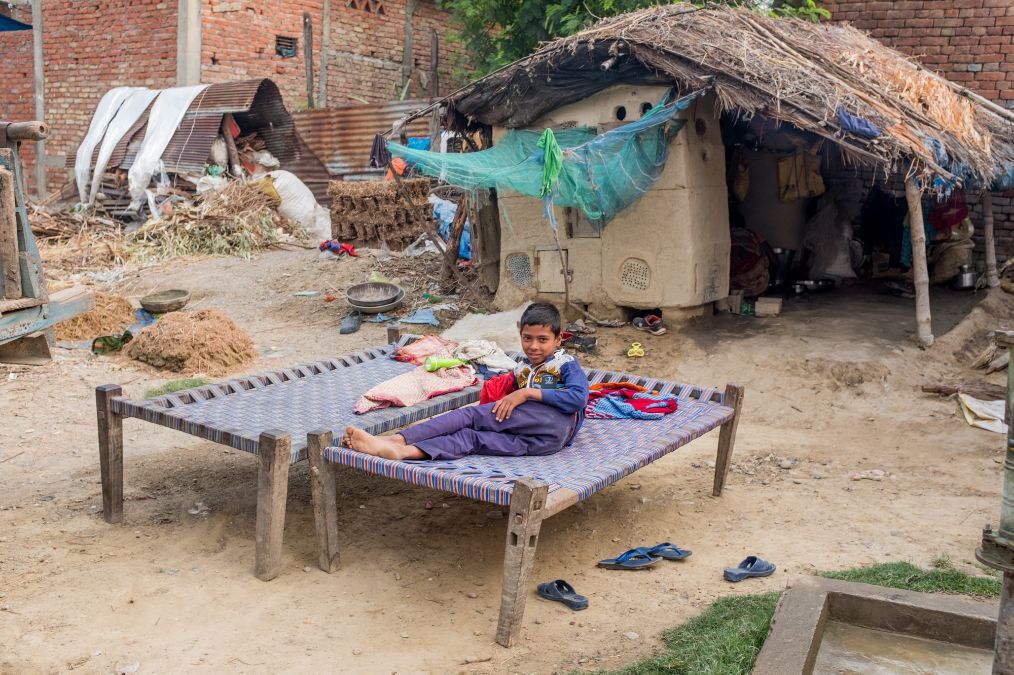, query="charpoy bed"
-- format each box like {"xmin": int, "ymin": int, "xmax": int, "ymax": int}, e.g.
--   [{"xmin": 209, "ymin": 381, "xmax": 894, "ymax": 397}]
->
[
  {"xmin": 94, "ymin": 330, "xmax": 481, "ymax": 580},
  {"xmin": 307, "ymin": 360, "xmax": 744, "ymax": 647}
]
